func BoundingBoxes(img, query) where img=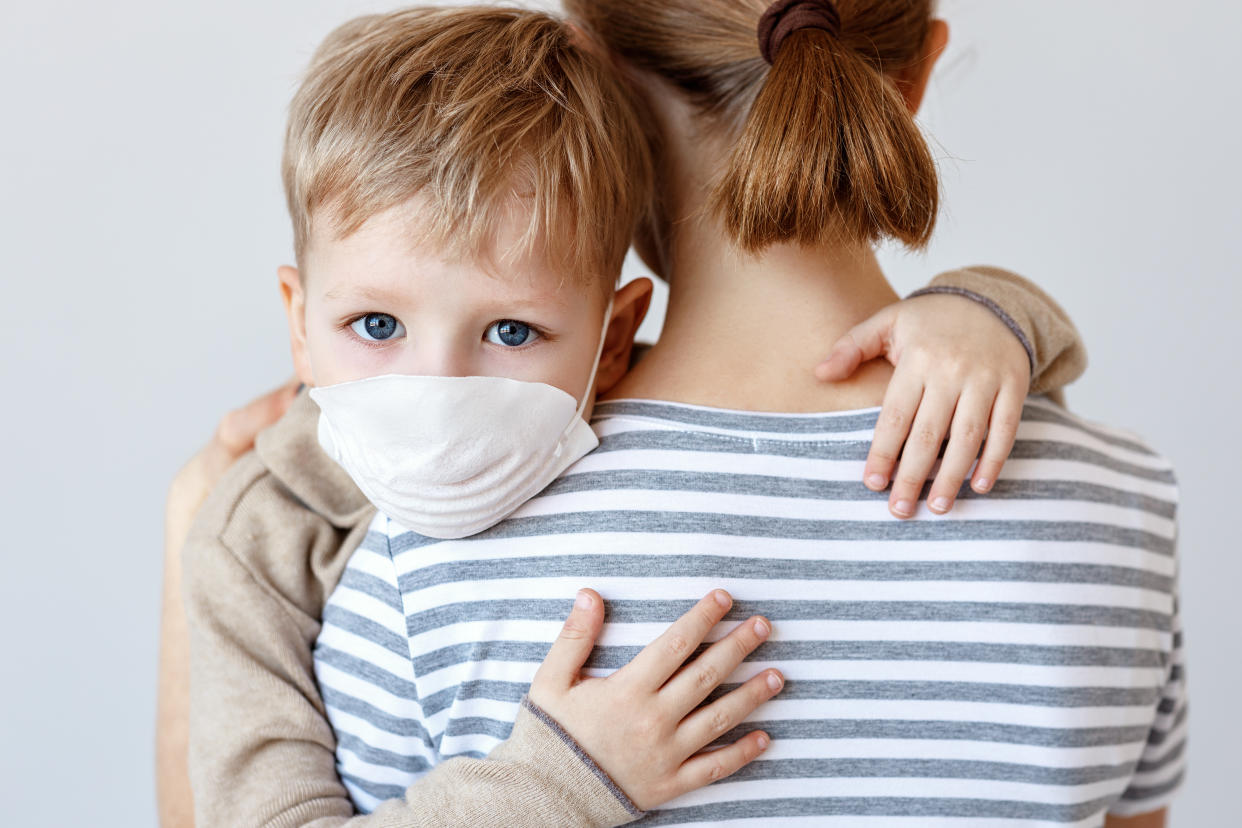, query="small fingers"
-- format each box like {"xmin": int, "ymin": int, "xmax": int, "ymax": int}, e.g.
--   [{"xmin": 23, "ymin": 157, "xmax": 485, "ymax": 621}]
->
[
  {"xmin": 814, "ymin": 338, "xmax": 864, "ymax": 383},
  {"xmin": 662, "ymin": 616, "xmax": 772, "ymax": 714},
  {"xmin": 622, "ymin": 590, "xmax": 733, "ymax": 690},
  {"xmin": 815, "ymin": 307, "xmax": 895, "ymax": 382},
  {"xmin": 531, "ymin": 589, "xmax": 605, "ymax": 694},
  {"xmin": 676, "ymin": 669, "xmax": 783, "ymax": 756},
  {"xmin": 866, "ymin": 372, "xmax": 925, "ymax": 492},
  {"xmin": 927, "ymin": 385, "xmax": 993, "ymax": 514},
  {"xmin": 887, "ymin": 387, "xmax": 956, "ymax": 519},
  {"xmin": 972, "ymin": 383, "xmax": 1025, "ymax": 494},
  {"xmin": 673, "ymin": 730, "xmax": 771, "ymax": 797}
]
